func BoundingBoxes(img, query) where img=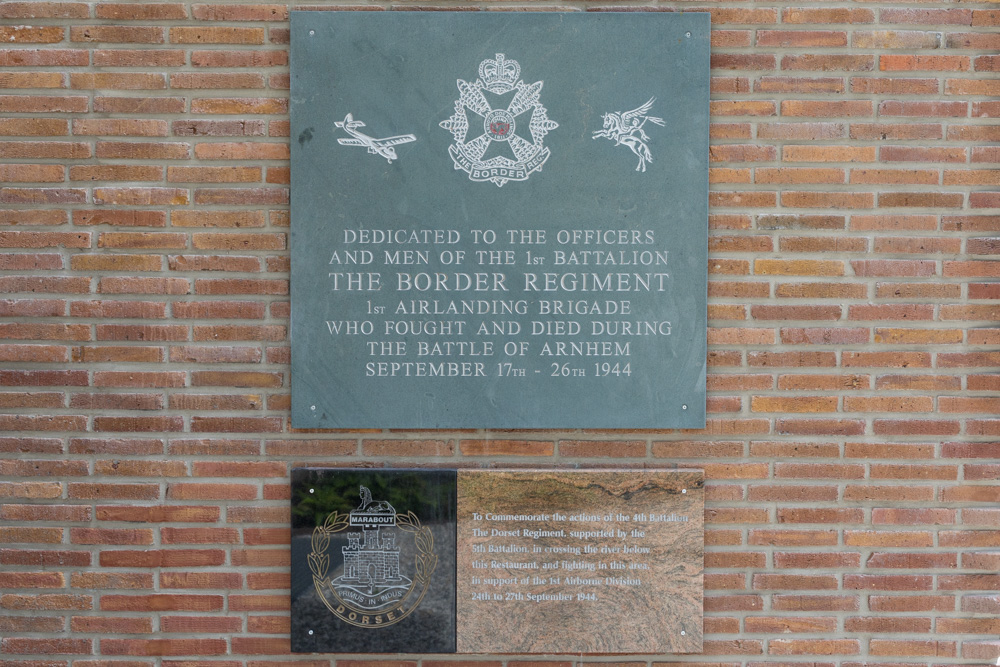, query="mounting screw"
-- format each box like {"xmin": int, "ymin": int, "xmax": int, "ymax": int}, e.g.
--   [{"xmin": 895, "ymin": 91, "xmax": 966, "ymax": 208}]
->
[
  {"xmin": 309, "ymin": 30, "xmax": 315, "ymax": 36},
  {"xmin": 310, "ymin": 405, "xmax": 316, "ymax": 411},
  {"xmin": 682, "ymin": 489, "xmax": 687, "ymax": 494},
  {"xmin": 685, "ymin": 32, "xmax": 691, "ymax": 38},
  {"xmin": 681, "ymin": 630, "xmax": 686, "ymax": 636},
  {"xmin": 309, "ymin": 488, "xmax": 314, "ymax": 494},
  {"xmin": 308, "ymin": 630, "xmax": 314, "ymax": 635},
  {"xmin": 682, "ymin": 404, "xmax": 688, "ymax": 410}
]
